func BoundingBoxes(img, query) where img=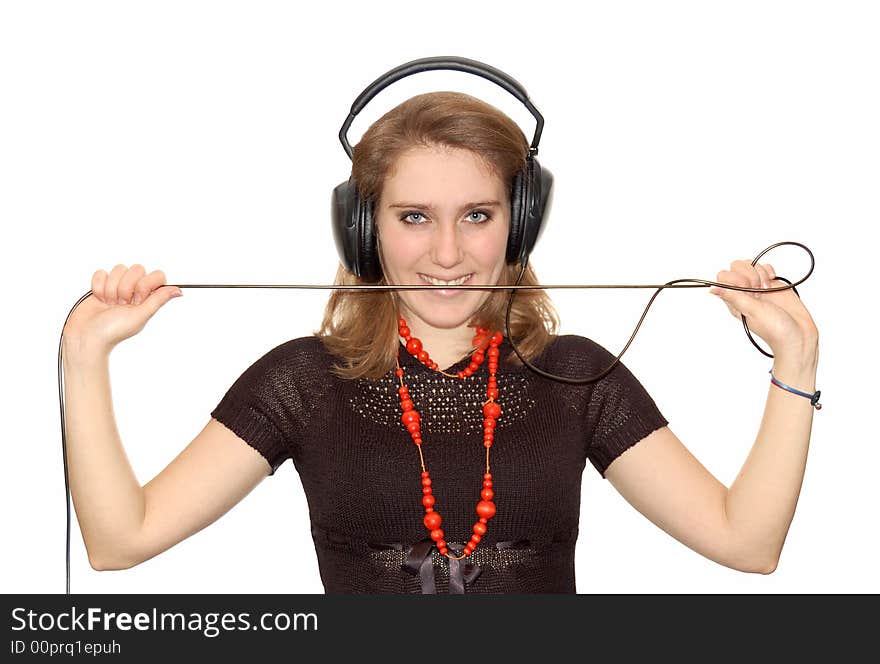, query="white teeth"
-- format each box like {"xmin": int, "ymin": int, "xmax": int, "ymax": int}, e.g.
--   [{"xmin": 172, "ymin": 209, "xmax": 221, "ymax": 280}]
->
[{"xmin": 420, "ymin": 274, "xmax": 472, "ymax": 287}]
